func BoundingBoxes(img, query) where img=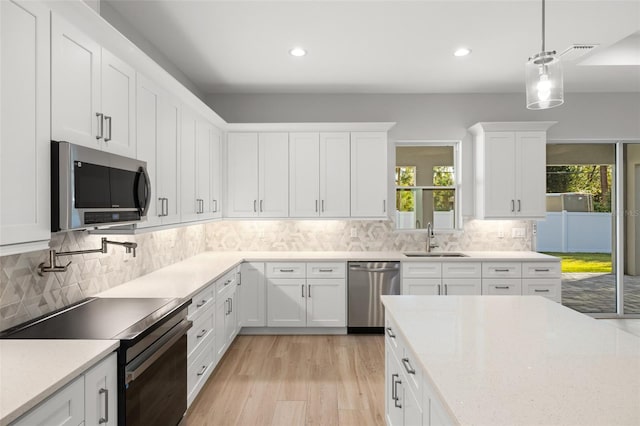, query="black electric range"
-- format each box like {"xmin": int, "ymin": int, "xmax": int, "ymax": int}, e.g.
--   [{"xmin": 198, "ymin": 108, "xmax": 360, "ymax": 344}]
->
[{"xmin": 1, "ymin": 297, "xmax": 192, "ymax": 426}]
